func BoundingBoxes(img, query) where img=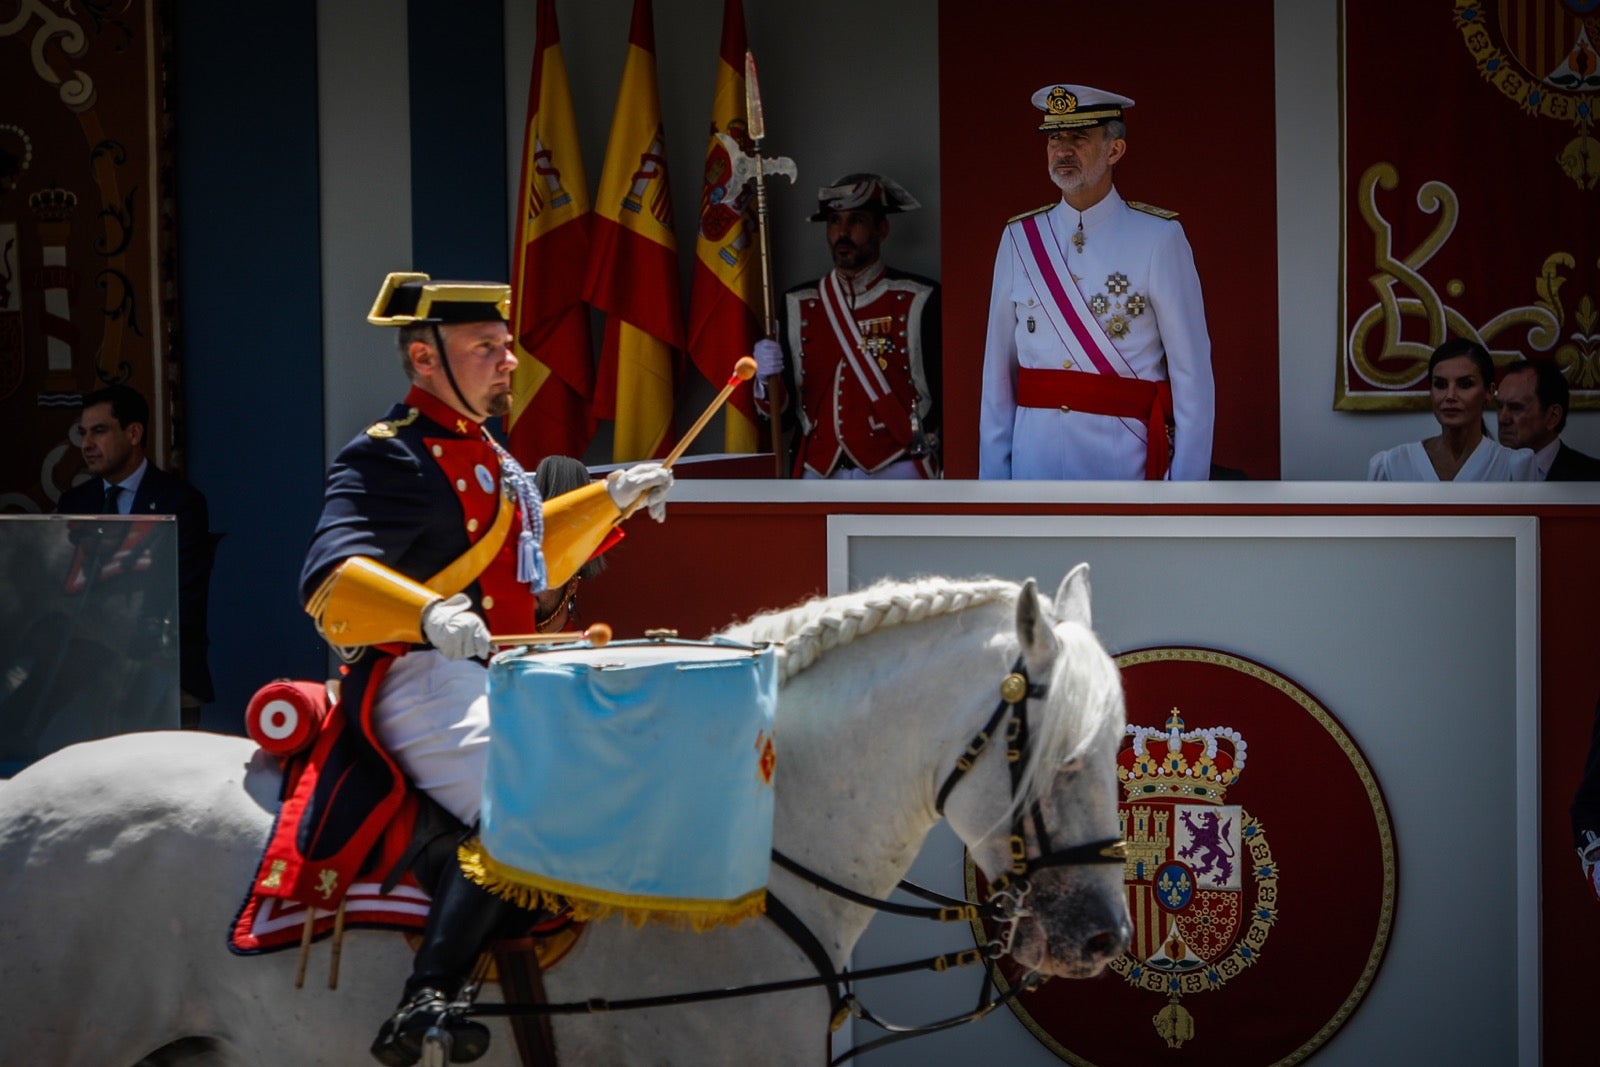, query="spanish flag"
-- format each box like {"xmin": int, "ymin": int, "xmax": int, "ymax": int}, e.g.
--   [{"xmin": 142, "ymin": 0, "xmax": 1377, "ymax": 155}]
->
[
  {"xmin": 582, "ymin": 0, "xmax": 683, "ymax": 462},
  {"xmin": 507, "ymin": 0, "xmax": 595, "ymax": 467},
  {"xmin": 687, "ymin": 0, "xmax": 762, "ymax": 452}
]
